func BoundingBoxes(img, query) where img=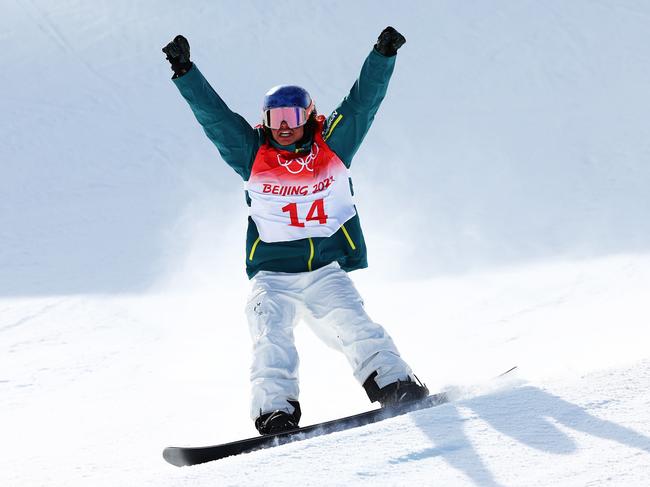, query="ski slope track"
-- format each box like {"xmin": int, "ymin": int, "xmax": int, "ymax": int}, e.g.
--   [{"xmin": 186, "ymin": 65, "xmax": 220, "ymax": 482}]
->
[{"xmin": 2, "ymin": 1, "xmax": 650, "ymax": 486}]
